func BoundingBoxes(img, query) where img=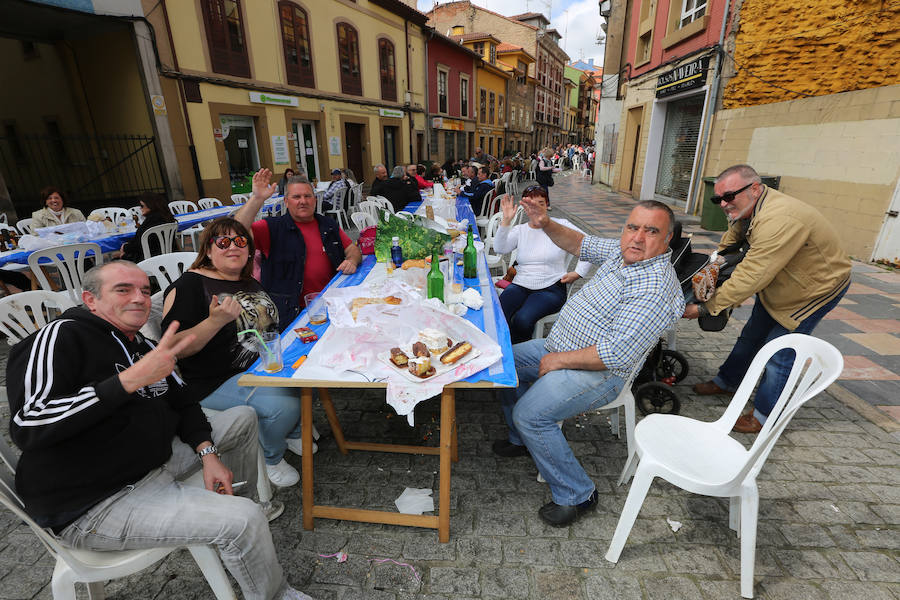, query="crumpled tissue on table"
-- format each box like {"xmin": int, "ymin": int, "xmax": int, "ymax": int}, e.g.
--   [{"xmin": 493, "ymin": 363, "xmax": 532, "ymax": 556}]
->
[
  {"xmin": 20, "ymin": 221, "xmax": 115, "ymax": 251},
  {"xmin": 304, "ymin": 279, "xmax": 502, "ymax": 425}
]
